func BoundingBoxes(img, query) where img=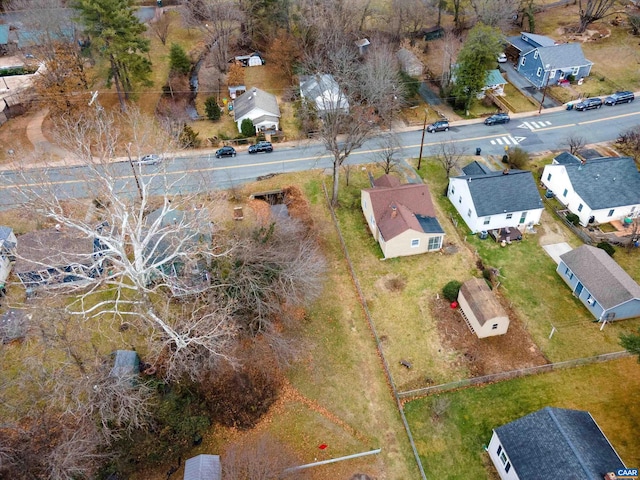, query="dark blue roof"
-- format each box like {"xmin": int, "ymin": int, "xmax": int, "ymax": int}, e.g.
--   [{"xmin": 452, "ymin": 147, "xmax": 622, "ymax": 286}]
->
[
  {"xmin": 458, "ymin": 170, "xmax": 543, "ymax": 217},
  {"xmin": 553, "ymin": 152, "xmax": 581, "ymax": 165},
  {"xmin": 564, "ymin": 157, "xmax": 640, "ymax": 209},
  {"xmin": 495, "ymin": 407, "xmax": 625, "ymax": 479},
  {"xmin": 462, "ymin": 160, "xmax": 494, "ymax": 176},
  {"xmin": 416, "ymin": 215, "xmax": 444, "ymax": 234}
]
